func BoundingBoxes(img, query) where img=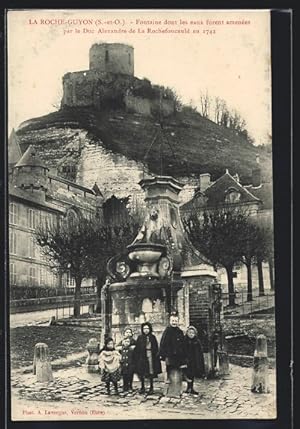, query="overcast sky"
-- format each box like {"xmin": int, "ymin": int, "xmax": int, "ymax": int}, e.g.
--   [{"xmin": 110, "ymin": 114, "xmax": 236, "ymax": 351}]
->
[{"xmin": 8, "ymin": 9, "xmax": 272, "ymax": 145}]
